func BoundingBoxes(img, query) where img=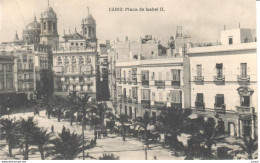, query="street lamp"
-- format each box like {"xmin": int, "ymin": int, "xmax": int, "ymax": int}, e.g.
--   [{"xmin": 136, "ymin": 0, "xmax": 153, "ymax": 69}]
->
[
  {"xmin": 7, "ymin": 108, "xmax": 10, "ymax": 118},
  {"xmin": 78, "ymin": 93, "xmax": 91, "ymax": 160},
  {"xmin": 144, "ymin": 144, "xmax": 148, "ymax": 160}
]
